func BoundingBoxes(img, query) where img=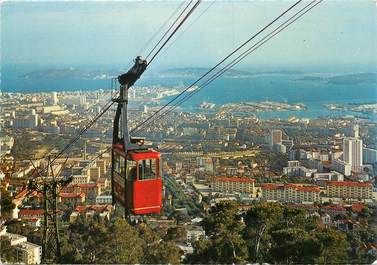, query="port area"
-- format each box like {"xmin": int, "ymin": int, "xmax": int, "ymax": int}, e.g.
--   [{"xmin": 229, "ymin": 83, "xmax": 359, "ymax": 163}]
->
[
  {"xmin": 324, "ymin": 103, "xmax": 377, "ymax": 115},
  {"xmin": 218, "ymin": 101, "xmax": 306, "ymax": 115}
]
